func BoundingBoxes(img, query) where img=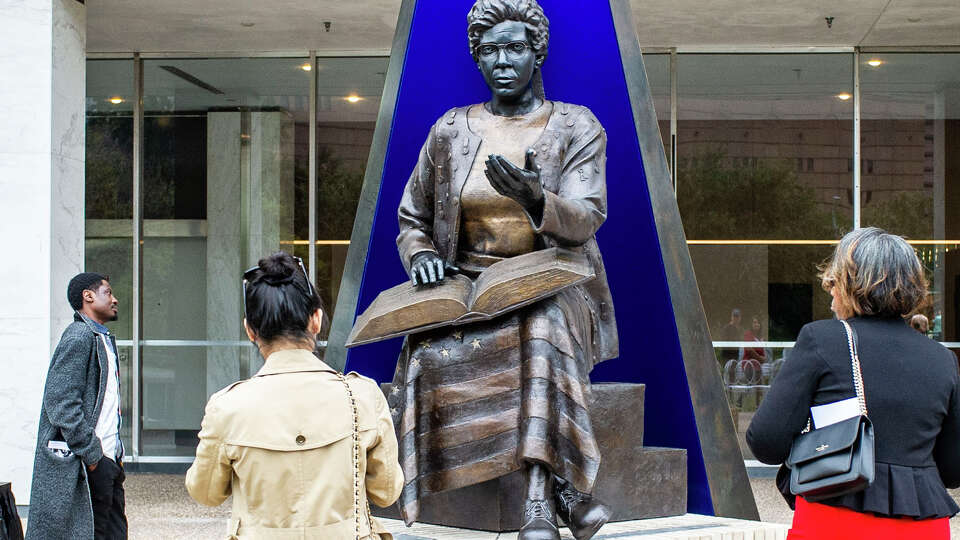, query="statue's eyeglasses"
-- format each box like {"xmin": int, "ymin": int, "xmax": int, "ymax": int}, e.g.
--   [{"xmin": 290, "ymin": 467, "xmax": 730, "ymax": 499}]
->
[
  {"xmin": 476, "ymin": 41, "xmax": 530, "ymax": 59},
  {"xmin": 242, "ymin": 256, "xmax": 316, "ymax": 318}
]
